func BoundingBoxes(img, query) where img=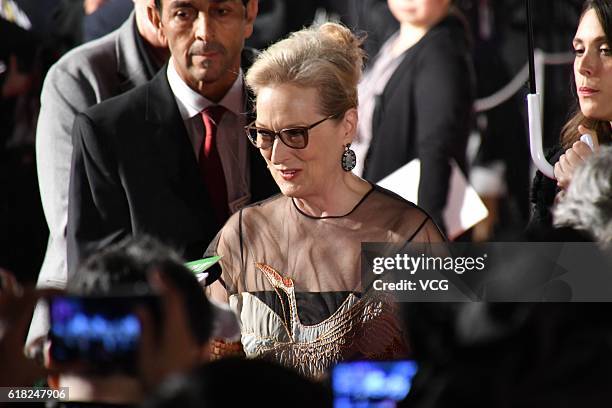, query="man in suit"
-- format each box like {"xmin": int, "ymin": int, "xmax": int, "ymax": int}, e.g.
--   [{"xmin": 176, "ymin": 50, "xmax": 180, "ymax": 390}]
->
[
  {"xmin": 67, "ymin": 0, "xmax": 276, "ymax": 277},
  {"xmin": 29, "ymin": 0, "xmax": 168, "ymax": 344}
]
